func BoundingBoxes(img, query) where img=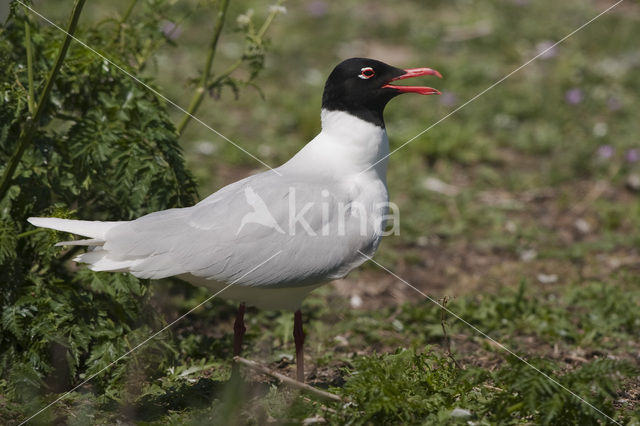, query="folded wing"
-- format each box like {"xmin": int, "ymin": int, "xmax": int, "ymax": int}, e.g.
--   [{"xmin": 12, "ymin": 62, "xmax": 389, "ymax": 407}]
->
[{"xmin": 30, "ymin": 171, "xmax": 380, "ymax": 288}]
